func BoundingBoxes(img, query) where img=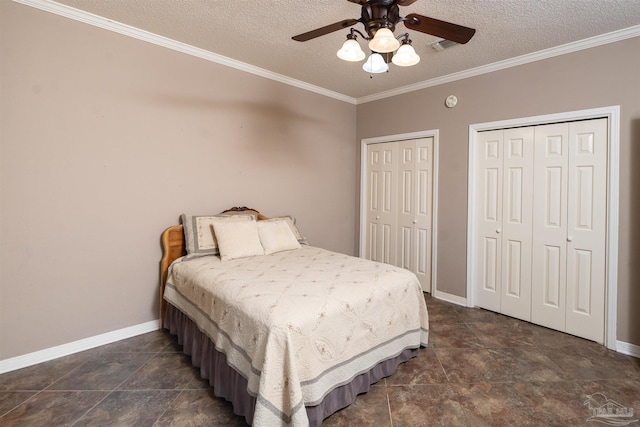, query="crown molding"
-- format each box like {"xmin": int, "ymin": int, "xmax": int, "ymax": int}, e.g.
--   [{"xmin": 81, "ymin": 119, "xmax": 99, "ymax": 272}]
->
[
  {"xmin": 356, "ymin": 24, "xmax": 640, "ymax": 104},
  {"xmin": 13, "ymin": 0, "xmax": 639, "ymax": 106},
  {"xmin": 12, "ymin": 0, "xmax": 358, "ymax": 105}
]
